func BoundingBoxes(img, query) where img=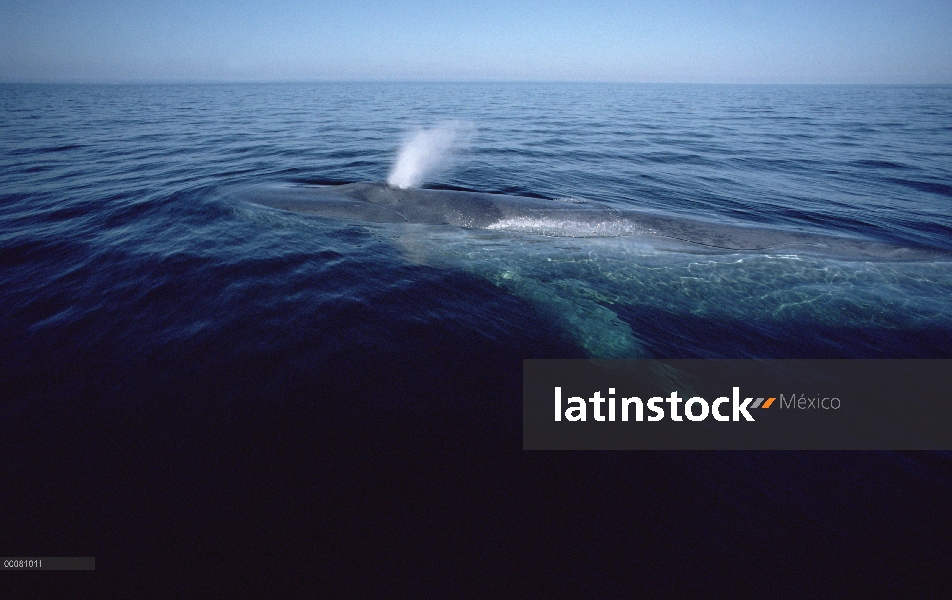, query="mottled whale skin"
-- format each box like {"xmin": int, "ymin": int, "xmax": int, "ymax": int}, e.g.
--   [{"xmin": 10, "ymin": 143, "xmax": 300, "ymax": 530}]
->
[{"xmin": 234, "ymin": 182, "xmax": 945, "ymax": 261}]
